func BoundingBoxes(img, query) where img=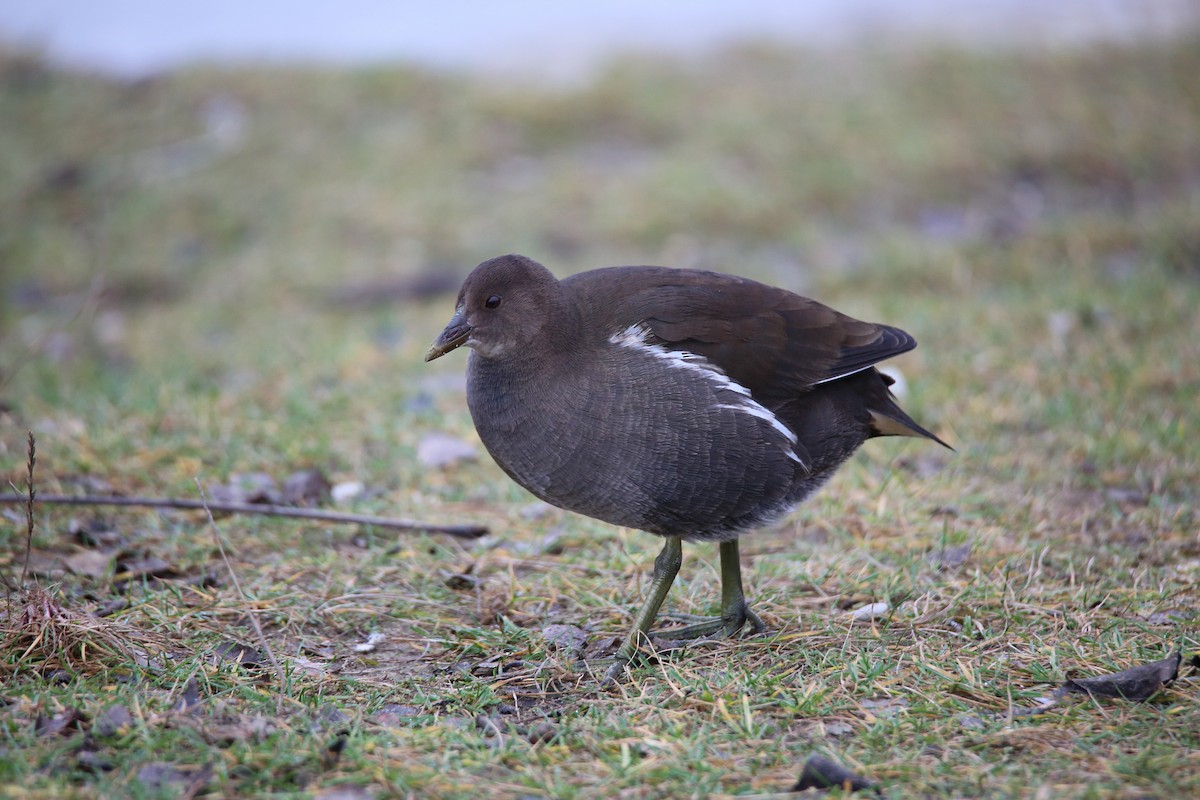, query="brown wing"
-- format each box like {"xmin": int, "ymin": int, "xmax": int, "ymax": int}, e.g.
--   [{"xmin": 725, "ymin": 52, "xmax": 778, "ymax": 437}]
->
[{"xmin": 563, "ymin": 266, "xmax": 916, "ymax": 402}]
